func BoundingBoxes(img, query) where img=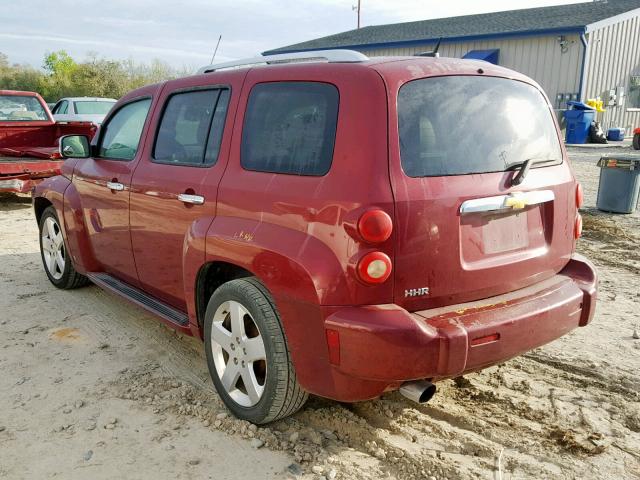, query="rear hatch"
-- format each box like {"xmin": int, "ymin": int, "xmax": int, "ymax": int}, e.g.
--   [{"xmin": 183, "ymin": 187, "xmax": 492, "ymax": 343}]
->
[{"xmin": 390, "ymin": 74, "xmax": 576, "ymax": 311}]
